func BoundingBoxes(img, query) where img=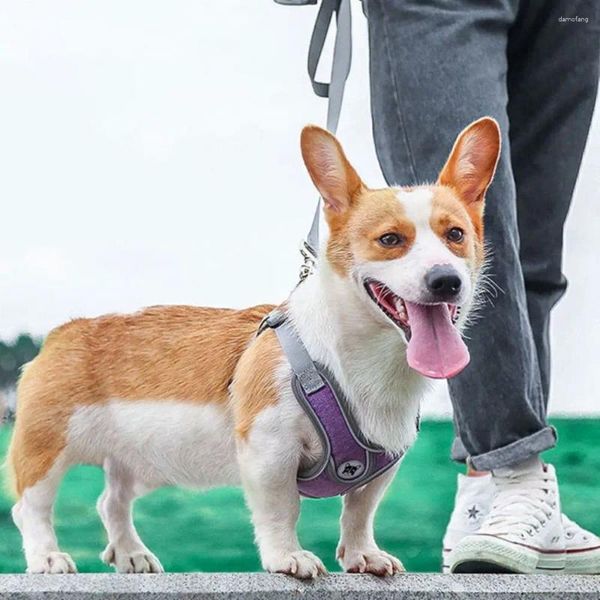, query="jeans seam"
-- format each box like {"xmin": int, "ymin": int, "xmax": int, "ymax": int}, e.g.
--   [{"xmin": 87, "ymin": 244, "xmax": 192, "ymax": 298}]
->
[{"xmin": 380, "ymin": 1, "xmax": 419, "ymax": 183}]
